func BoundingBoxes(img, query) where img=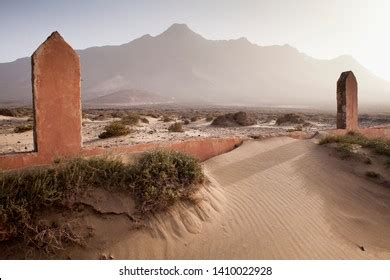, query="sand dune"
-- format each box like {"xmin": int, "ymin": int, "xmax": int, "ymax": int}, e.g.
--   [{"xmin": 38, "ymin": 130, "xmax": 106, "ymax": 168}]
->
[{"xmin": 66, "ymin": 137, "xmax": 390, "ymax": 259}]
